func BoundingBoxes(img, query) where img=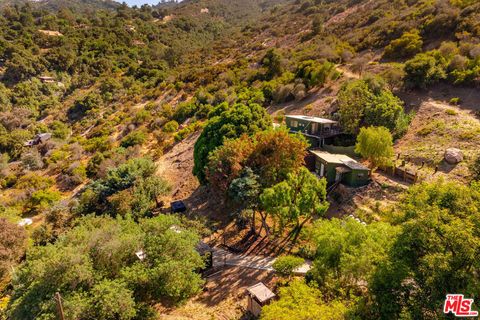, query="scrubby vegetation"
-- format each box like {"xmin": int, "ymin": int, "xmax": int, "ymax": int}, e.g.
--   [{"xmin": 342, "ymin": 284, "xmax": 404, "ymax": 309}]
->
[
  {"xmin": 0, "ymin": 0, "xmax": 479, "ymax": 319},
  {"xmin": 8, "ymin": 215, "xmax": 204, "ymax": 320}
]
